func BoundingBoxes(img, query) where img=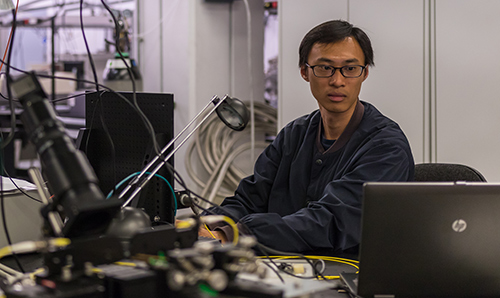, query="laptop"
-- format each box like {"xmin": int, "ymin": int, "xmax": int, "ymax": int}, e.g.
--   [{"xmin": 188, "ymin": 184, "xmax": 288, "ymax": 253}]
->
[{"xmin": 341, "ymin": 182, "xmax": 500, "ymax": 298}]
